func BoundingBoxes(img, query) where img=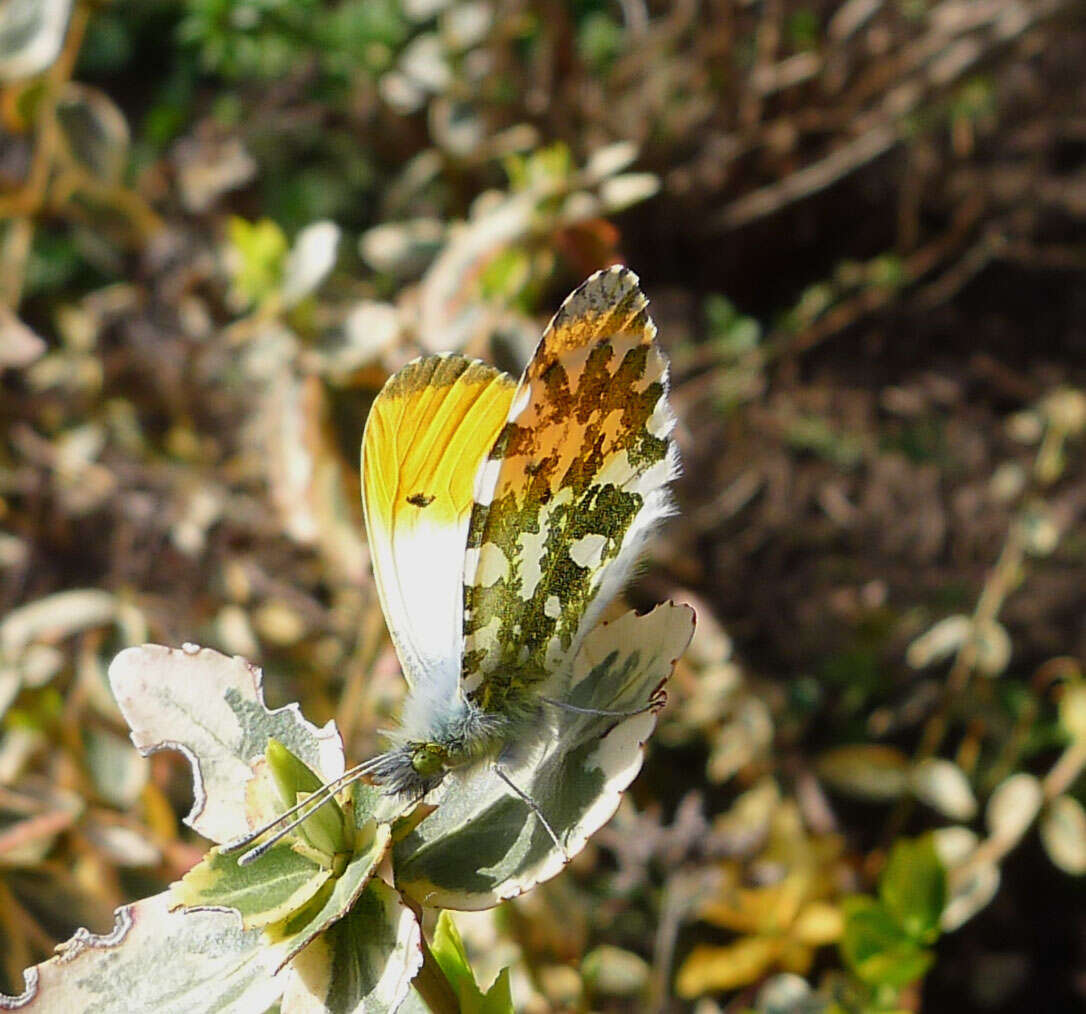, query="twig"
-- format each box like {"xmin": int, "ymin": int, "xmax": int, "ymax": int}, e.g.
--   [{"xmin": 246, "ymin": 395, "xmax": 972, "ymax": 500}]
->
[
  {"xmin": 650, "ymin": 868, "xmax": 718, "ymax": 1012},
  {"xmin": 711, "ymin": 123, "xmax": 899, "ymax": 230},
  {"xmin": 708, "ymin": 0, "xmax": 1070, "ymax": 232}
]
